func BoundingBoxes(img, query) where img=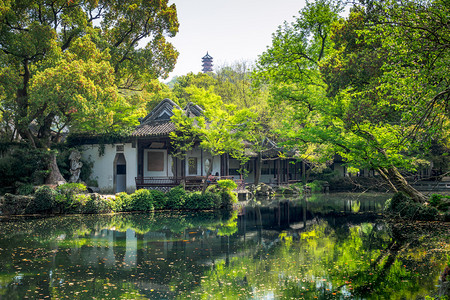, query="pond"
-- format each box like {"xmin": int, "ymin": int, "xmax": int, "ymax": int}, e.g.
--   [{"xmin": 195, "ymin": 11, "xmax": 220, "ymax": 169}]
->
[{"xmin": 0, "ymin": 192, "xmax": 449, "ymax": 299}]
